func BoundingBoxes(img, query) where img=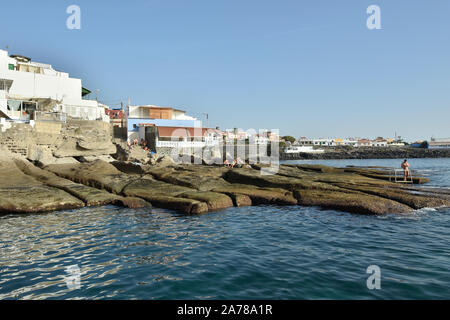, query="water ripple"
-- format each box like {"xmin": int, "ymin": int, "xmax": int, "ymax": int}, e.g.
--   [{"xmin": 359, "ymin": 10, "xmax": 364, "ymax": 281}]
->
[{"xmin": 1, "ymin": 159, "xmax": 450, "ymax": 299}]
